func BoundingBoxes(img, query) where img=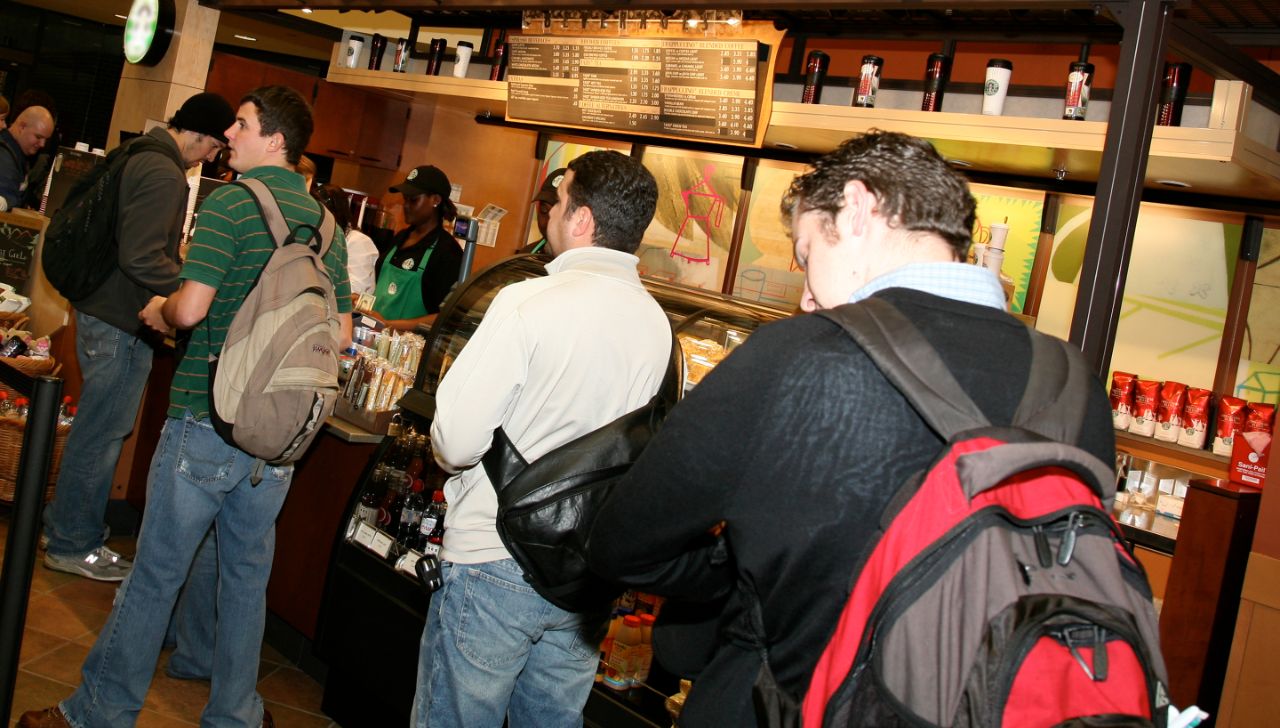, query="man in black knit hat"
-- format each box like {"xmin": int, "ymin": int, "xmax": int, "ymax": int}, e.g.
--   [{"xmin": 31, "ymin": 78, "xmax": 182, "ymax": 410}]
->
[{"xmin": 41, "ymin": 91, "xmax": 236, "ymax": 582}]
